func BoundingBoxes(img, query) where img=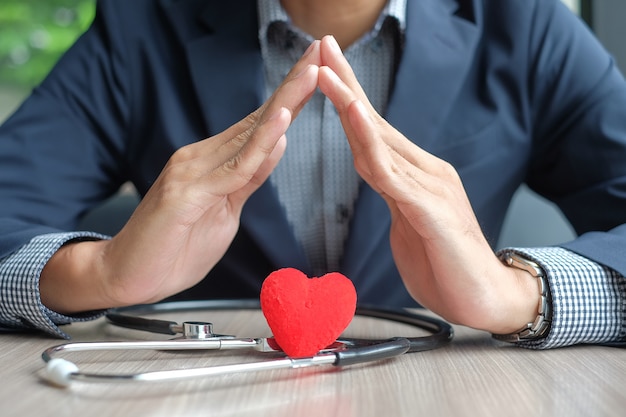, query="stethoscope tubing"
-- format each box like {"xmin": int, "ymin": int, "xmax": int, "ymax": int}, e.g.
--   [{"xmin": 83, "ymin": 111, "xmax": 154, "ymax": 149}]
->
[
  {"xmin": 105, "ymin": 299, "xmax": 454, "ymax": 353},
  {"xmin": 41, "ymin": 300, "xmax": 452, "ymax": 387}
]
